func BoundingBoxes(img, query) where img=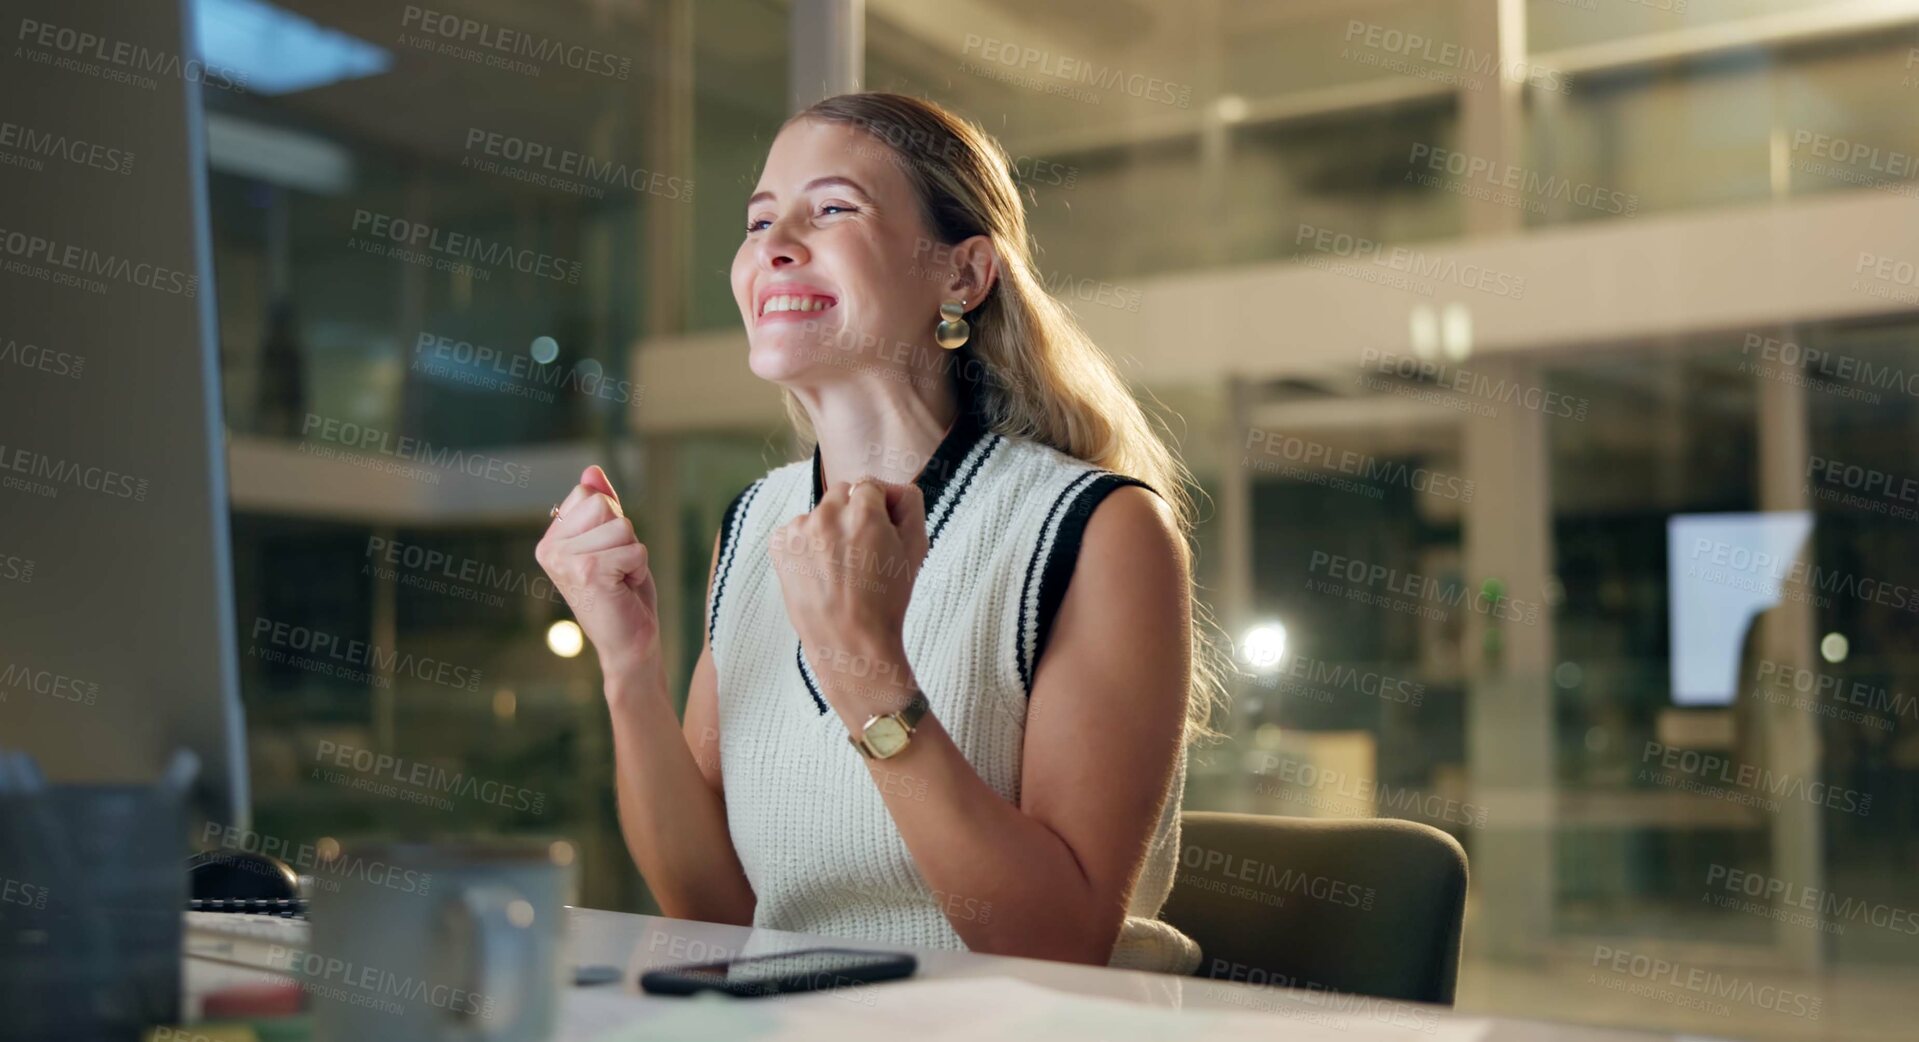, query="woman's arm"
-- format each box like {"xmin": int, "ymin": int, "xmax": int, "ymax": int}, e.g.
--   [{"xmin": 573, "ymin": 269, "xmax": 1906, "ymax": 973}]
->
[
  {"xmin": 790, "ymin": 484, "xmax": 1189, "ymax": 963},
  {"xmin": 537, "ymin": 468, "xmax": 755, "ymax": 926}
]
